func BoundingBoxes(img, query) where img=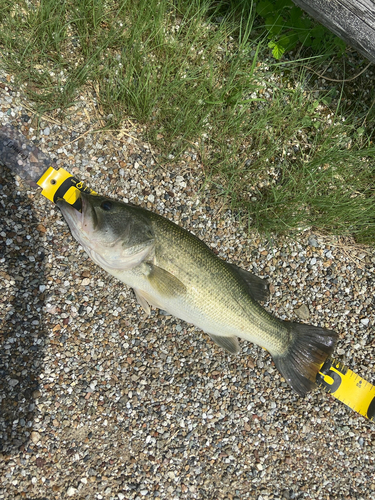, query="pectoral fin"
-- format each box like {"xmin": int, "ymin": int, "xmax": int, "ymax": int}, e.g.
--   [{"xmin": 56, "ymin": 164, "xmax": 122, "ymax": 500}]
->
[
  {"xmin": 142, "ymin": 263, "xmax": 186, "ymax": 298},
  {"xmin": 208, "ymin": 334, "xmax": 240, "ymax": 354},
  {"xmin": 228, "ymin": 262, "xmax": 269, "ymax": 302}
]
